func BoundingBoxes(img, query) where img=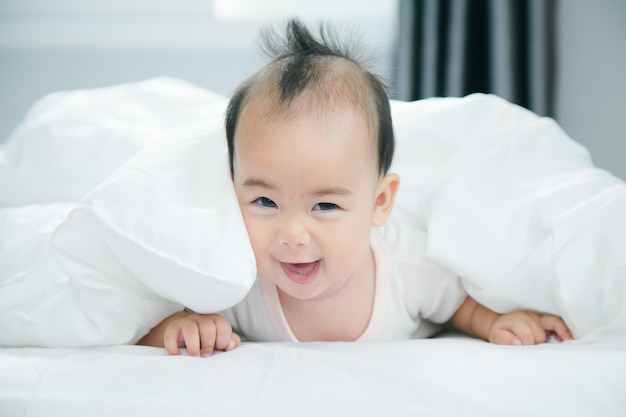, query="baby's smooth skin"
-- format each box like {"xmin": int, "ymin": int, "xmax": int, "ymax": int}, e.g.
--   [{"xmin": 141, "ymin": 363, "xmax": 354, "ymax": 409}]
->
[{"xmin": 138, "ymin": 95, "xmax": 573, "ymax": 357}]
